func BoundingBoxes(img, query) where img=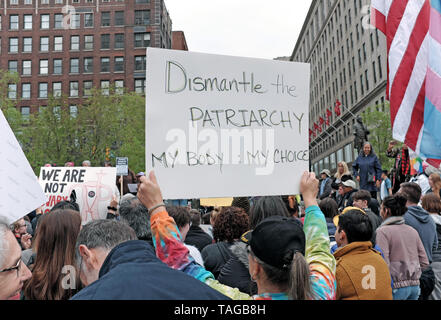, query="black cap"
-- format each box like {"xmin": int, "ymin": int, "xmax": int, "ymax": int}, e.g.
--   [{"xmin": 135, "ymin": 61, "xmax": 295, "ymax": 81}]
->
[{"xmin": 241, "ymin": 216, "xmax": 305, "ymax": 270}]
